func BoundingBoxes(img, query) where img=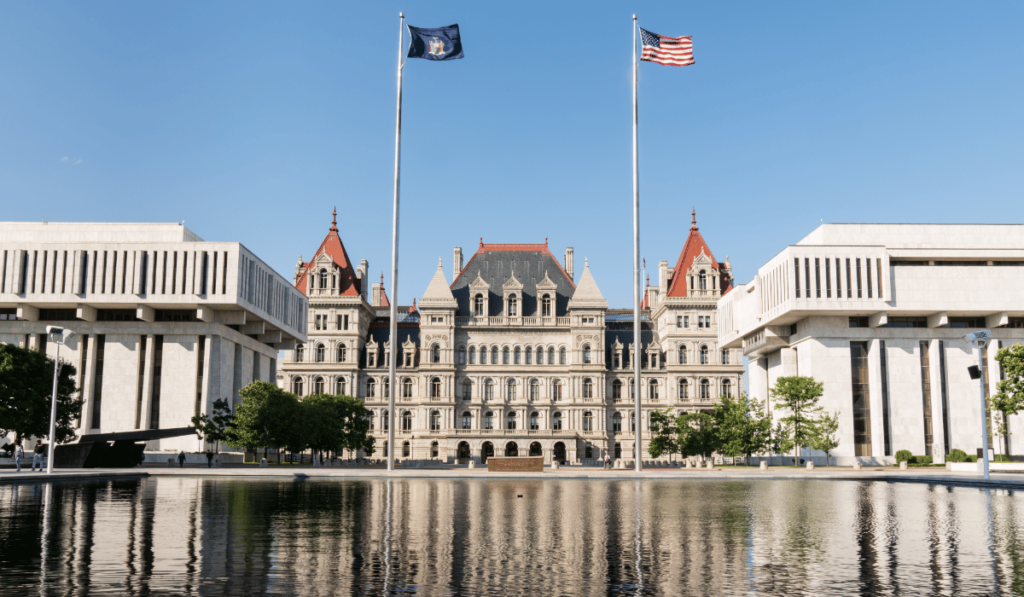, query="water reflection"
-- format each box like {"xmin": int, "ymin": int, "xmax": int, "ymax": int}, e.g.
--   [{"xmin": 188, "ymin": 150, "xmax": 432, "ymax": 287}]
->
[{"xmin": 1, "ymin": 478, "xmax": 1022, "ymax": 596}]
